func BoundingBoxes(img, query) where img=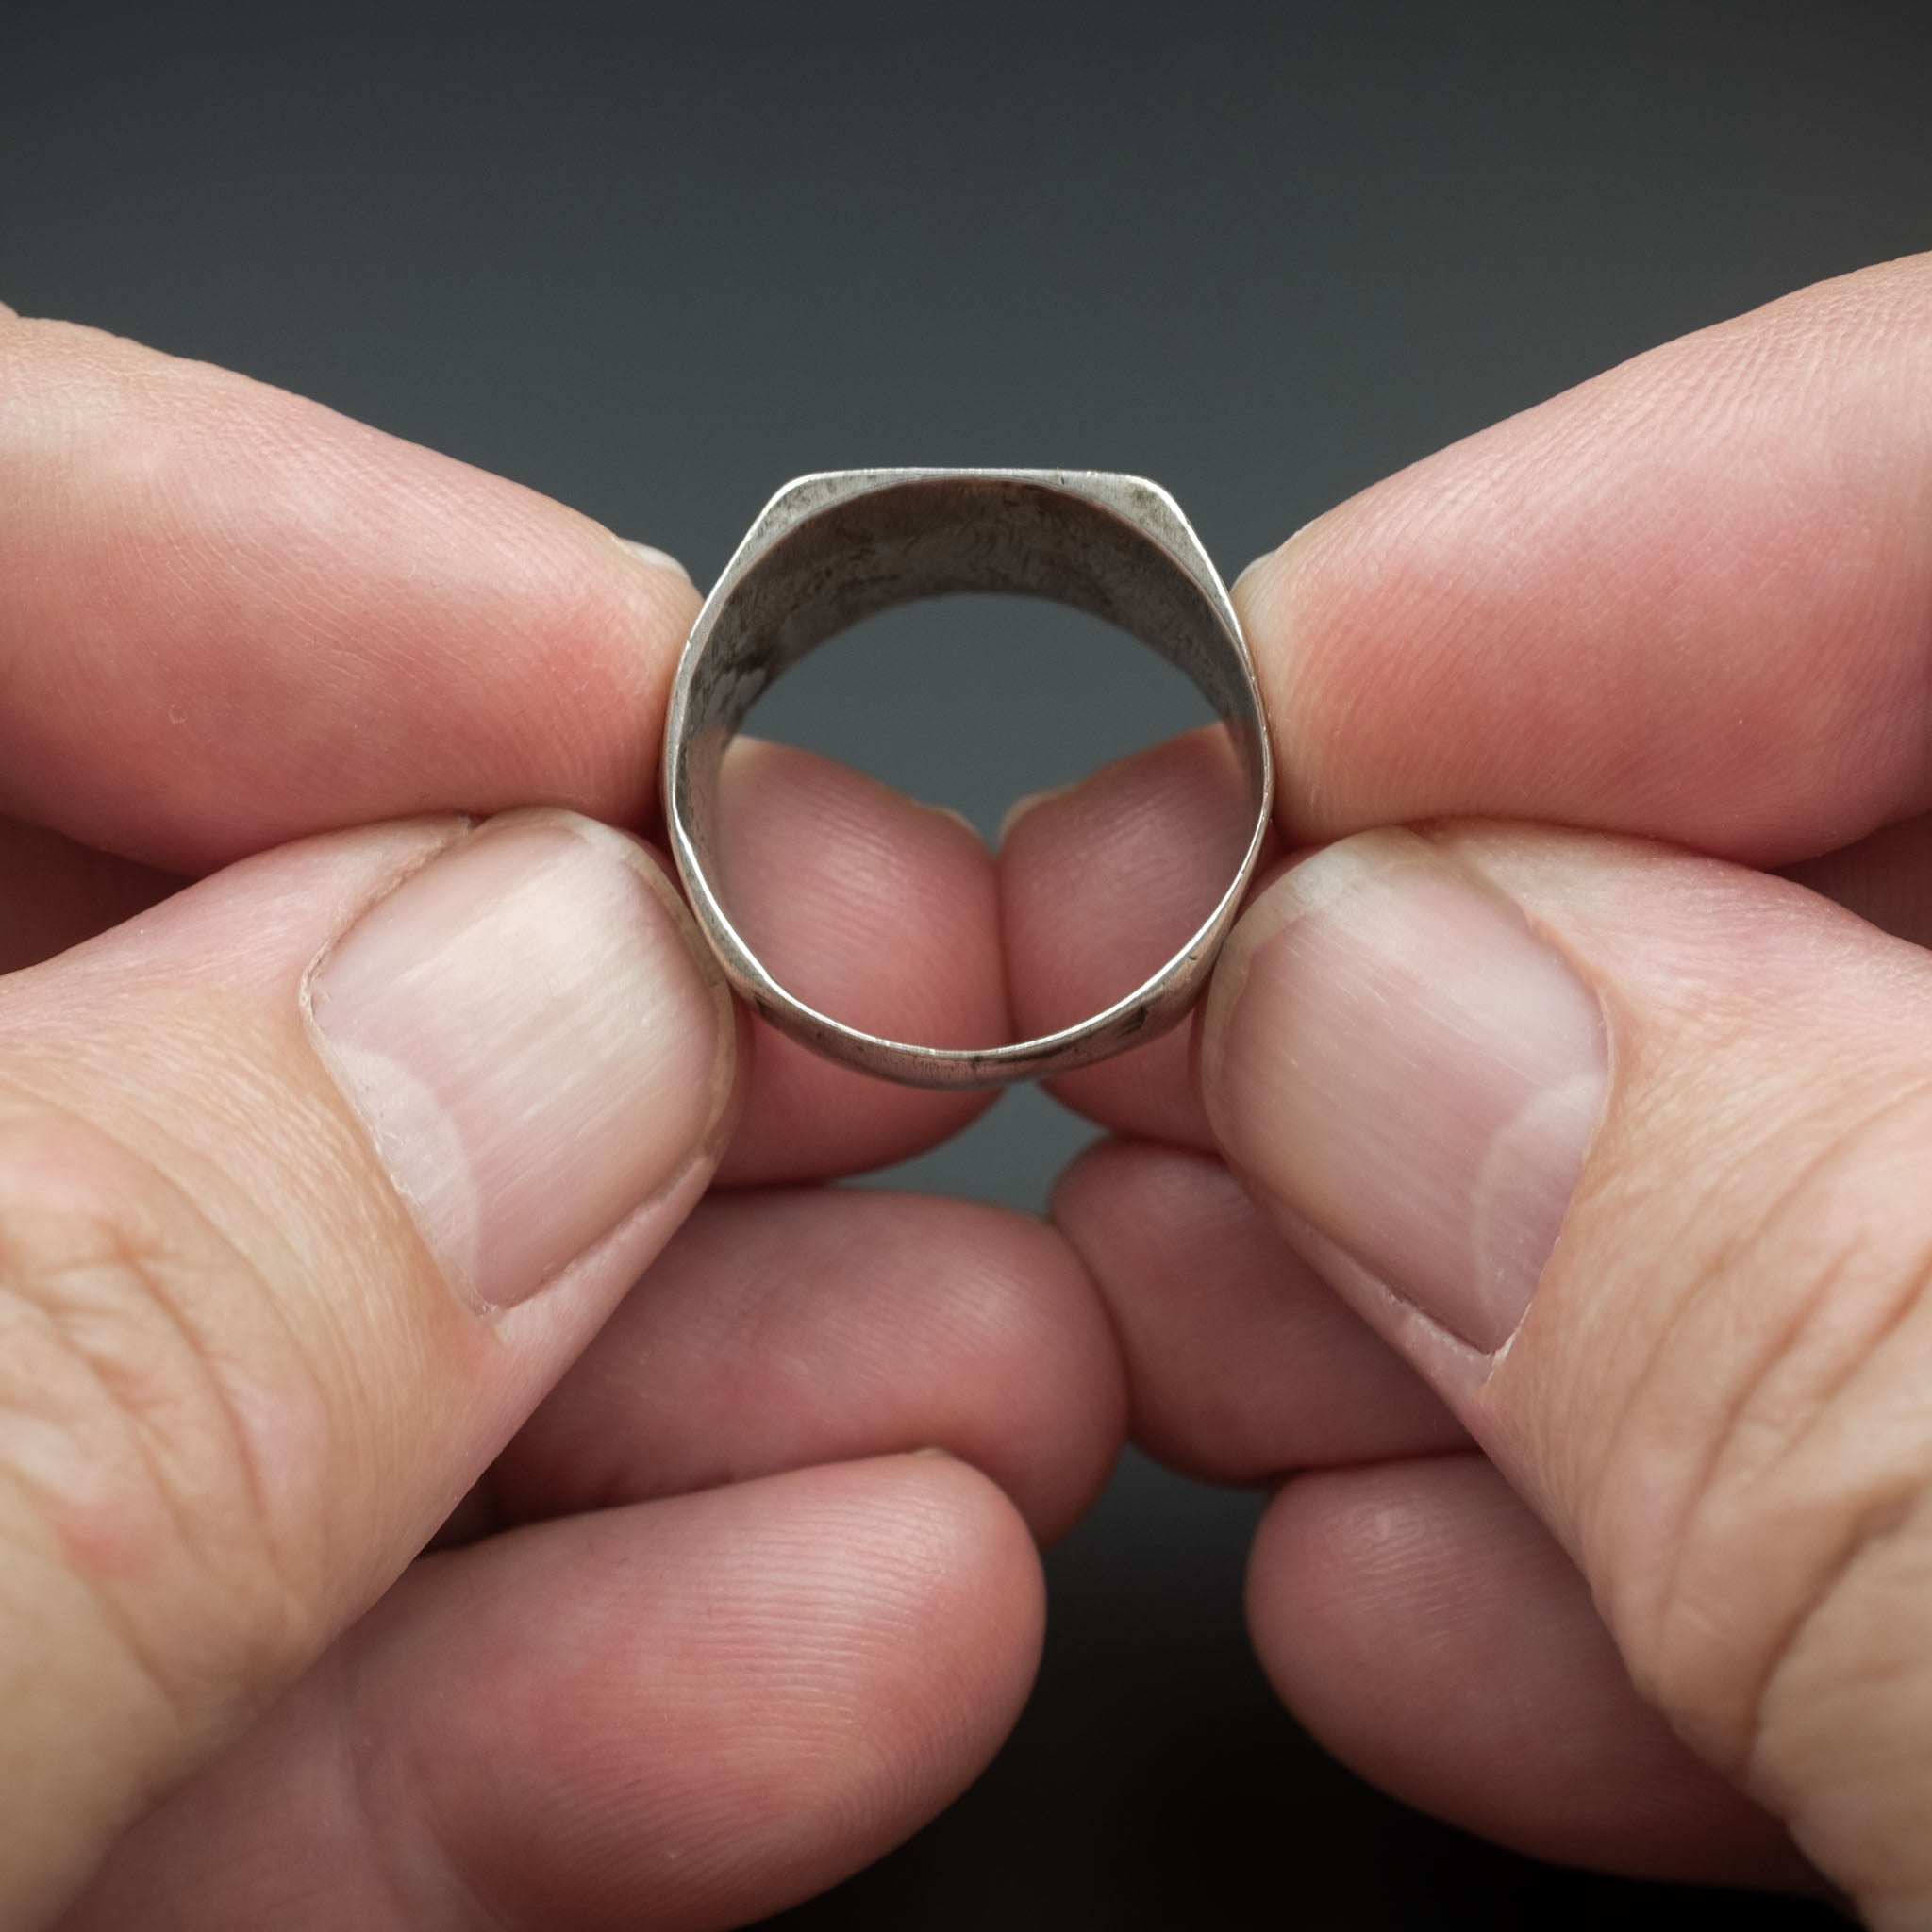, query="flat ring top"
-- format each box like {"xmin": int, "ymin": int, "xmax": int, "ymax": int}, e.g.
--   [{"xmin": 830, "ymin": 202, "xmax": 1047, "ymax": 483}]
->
[{"xmin": 662, "ymin": 468, "xmax": 1274, "ymax": 1090}]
